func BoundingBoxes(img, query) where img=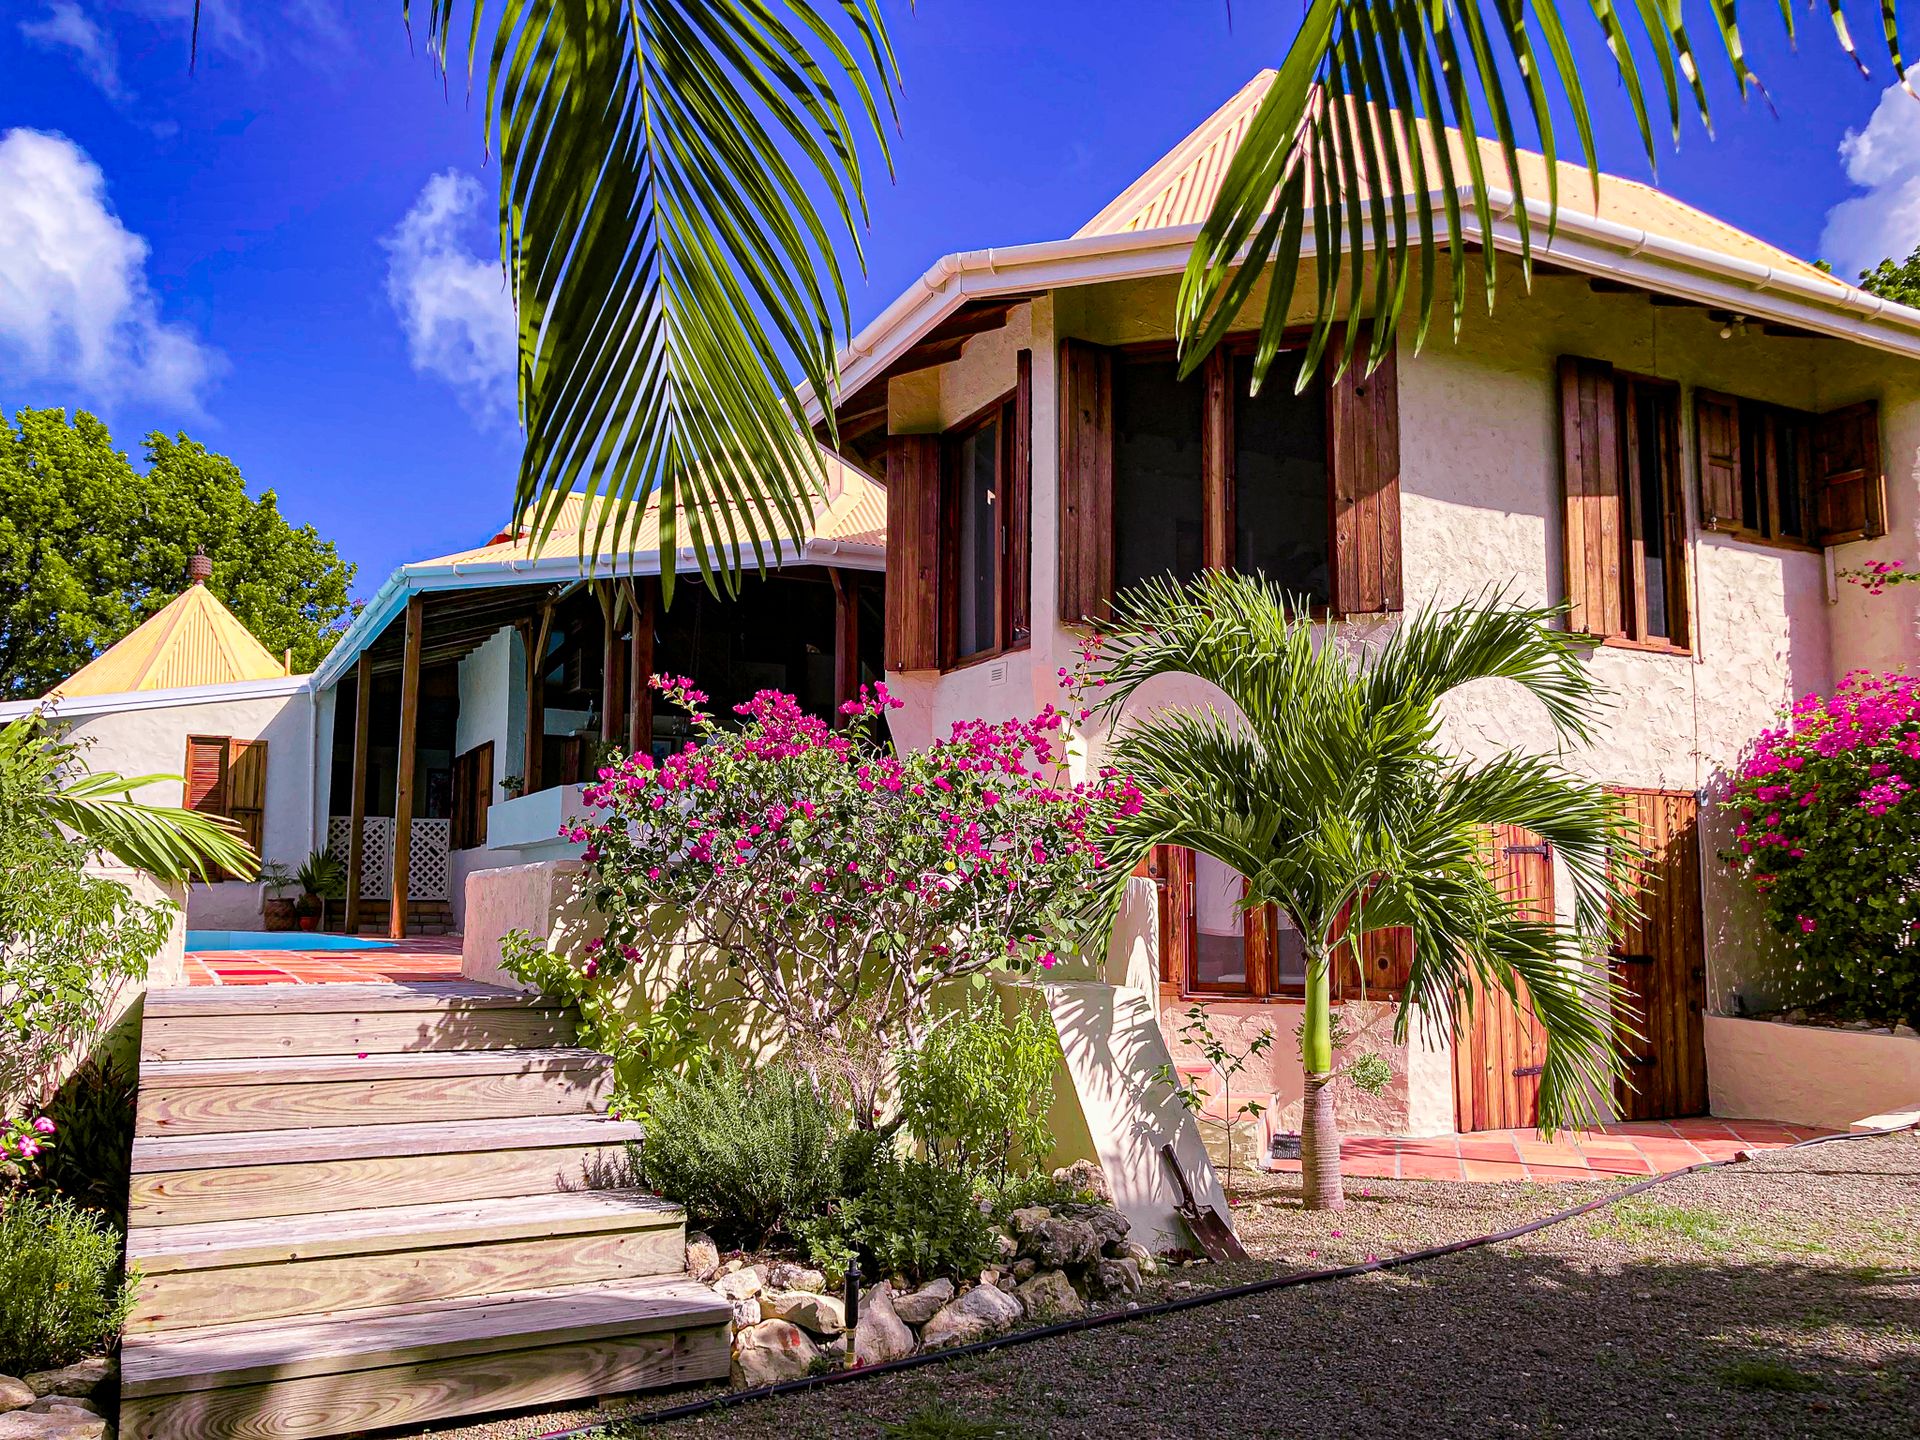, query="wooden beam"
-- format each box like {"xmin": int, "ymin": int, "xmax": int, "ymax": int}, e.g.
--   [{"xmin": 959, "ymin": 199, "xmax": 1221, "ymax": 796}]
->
[
  {"xmin": 389, "ymin": 595, "xmax": 424, "ymax": 941},
  {"xmin": 627, "ymin": 578, "xmax": 656, "ymax": 756},
  {"xmin": 343, "ymin": 655, "xmax": 373, "ymax": 935},
  {"xmin": 830, "ymin": 570, "xmax": 858, "ymax": 722},
  {"xmin": 1201, "ymin": 347, "xmax": 1233, "ymax": 571},
  {"xmin": 596, "ymin": 582, "xmax": 627, "ymax": 749},
  {"xmin": 523, "ymin": 607, "xmax": 551, "ymax": 794}
]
